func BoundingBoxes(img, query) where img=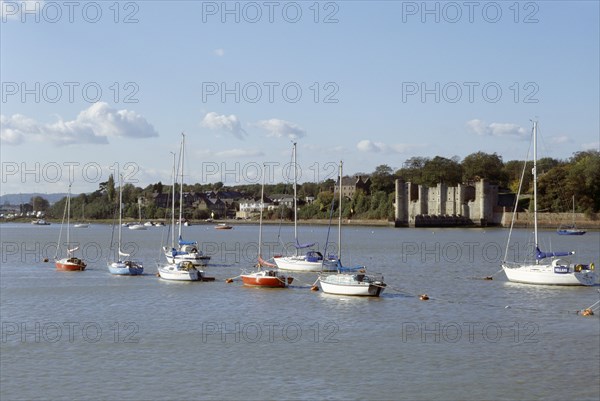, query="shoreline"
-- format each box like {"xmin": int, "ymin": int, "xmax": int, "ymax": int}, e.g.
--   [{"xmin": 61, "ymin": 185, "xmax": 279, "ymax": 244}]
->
[{"xmin": 5, "ymin": 217, "xmax": 600, "ymax": 230}]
